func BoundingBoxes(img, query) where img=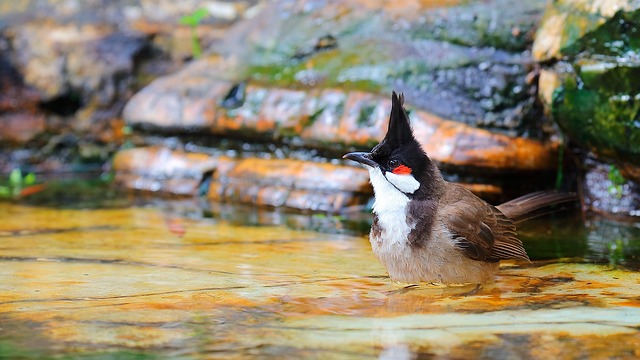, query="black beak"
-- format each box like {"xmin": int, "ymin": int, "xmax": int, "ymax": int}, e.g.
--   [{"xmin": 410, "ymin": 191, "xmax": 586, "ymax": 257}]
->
[{"xmin": 343, "ymin": 152, "xmax": 377, "ymax": 167}]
